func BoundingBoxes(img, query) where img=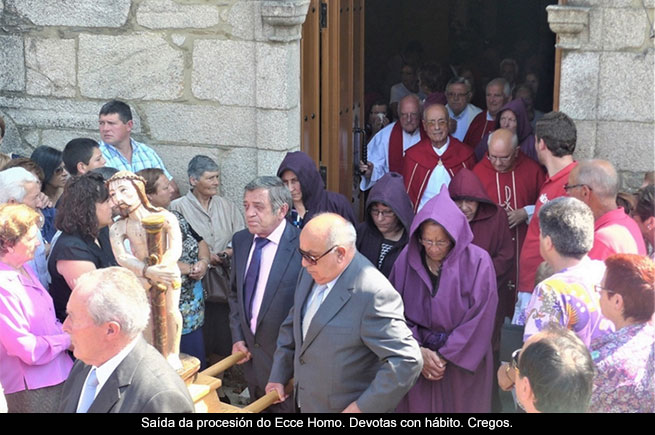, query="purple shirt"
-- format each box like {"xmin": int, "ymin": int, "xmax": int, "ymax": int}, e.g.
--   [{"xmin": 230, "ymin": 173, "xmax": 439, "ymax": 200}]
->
[{"xmin": 0, "ymin": 262, "xmax": 73, "ymax": 394}]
